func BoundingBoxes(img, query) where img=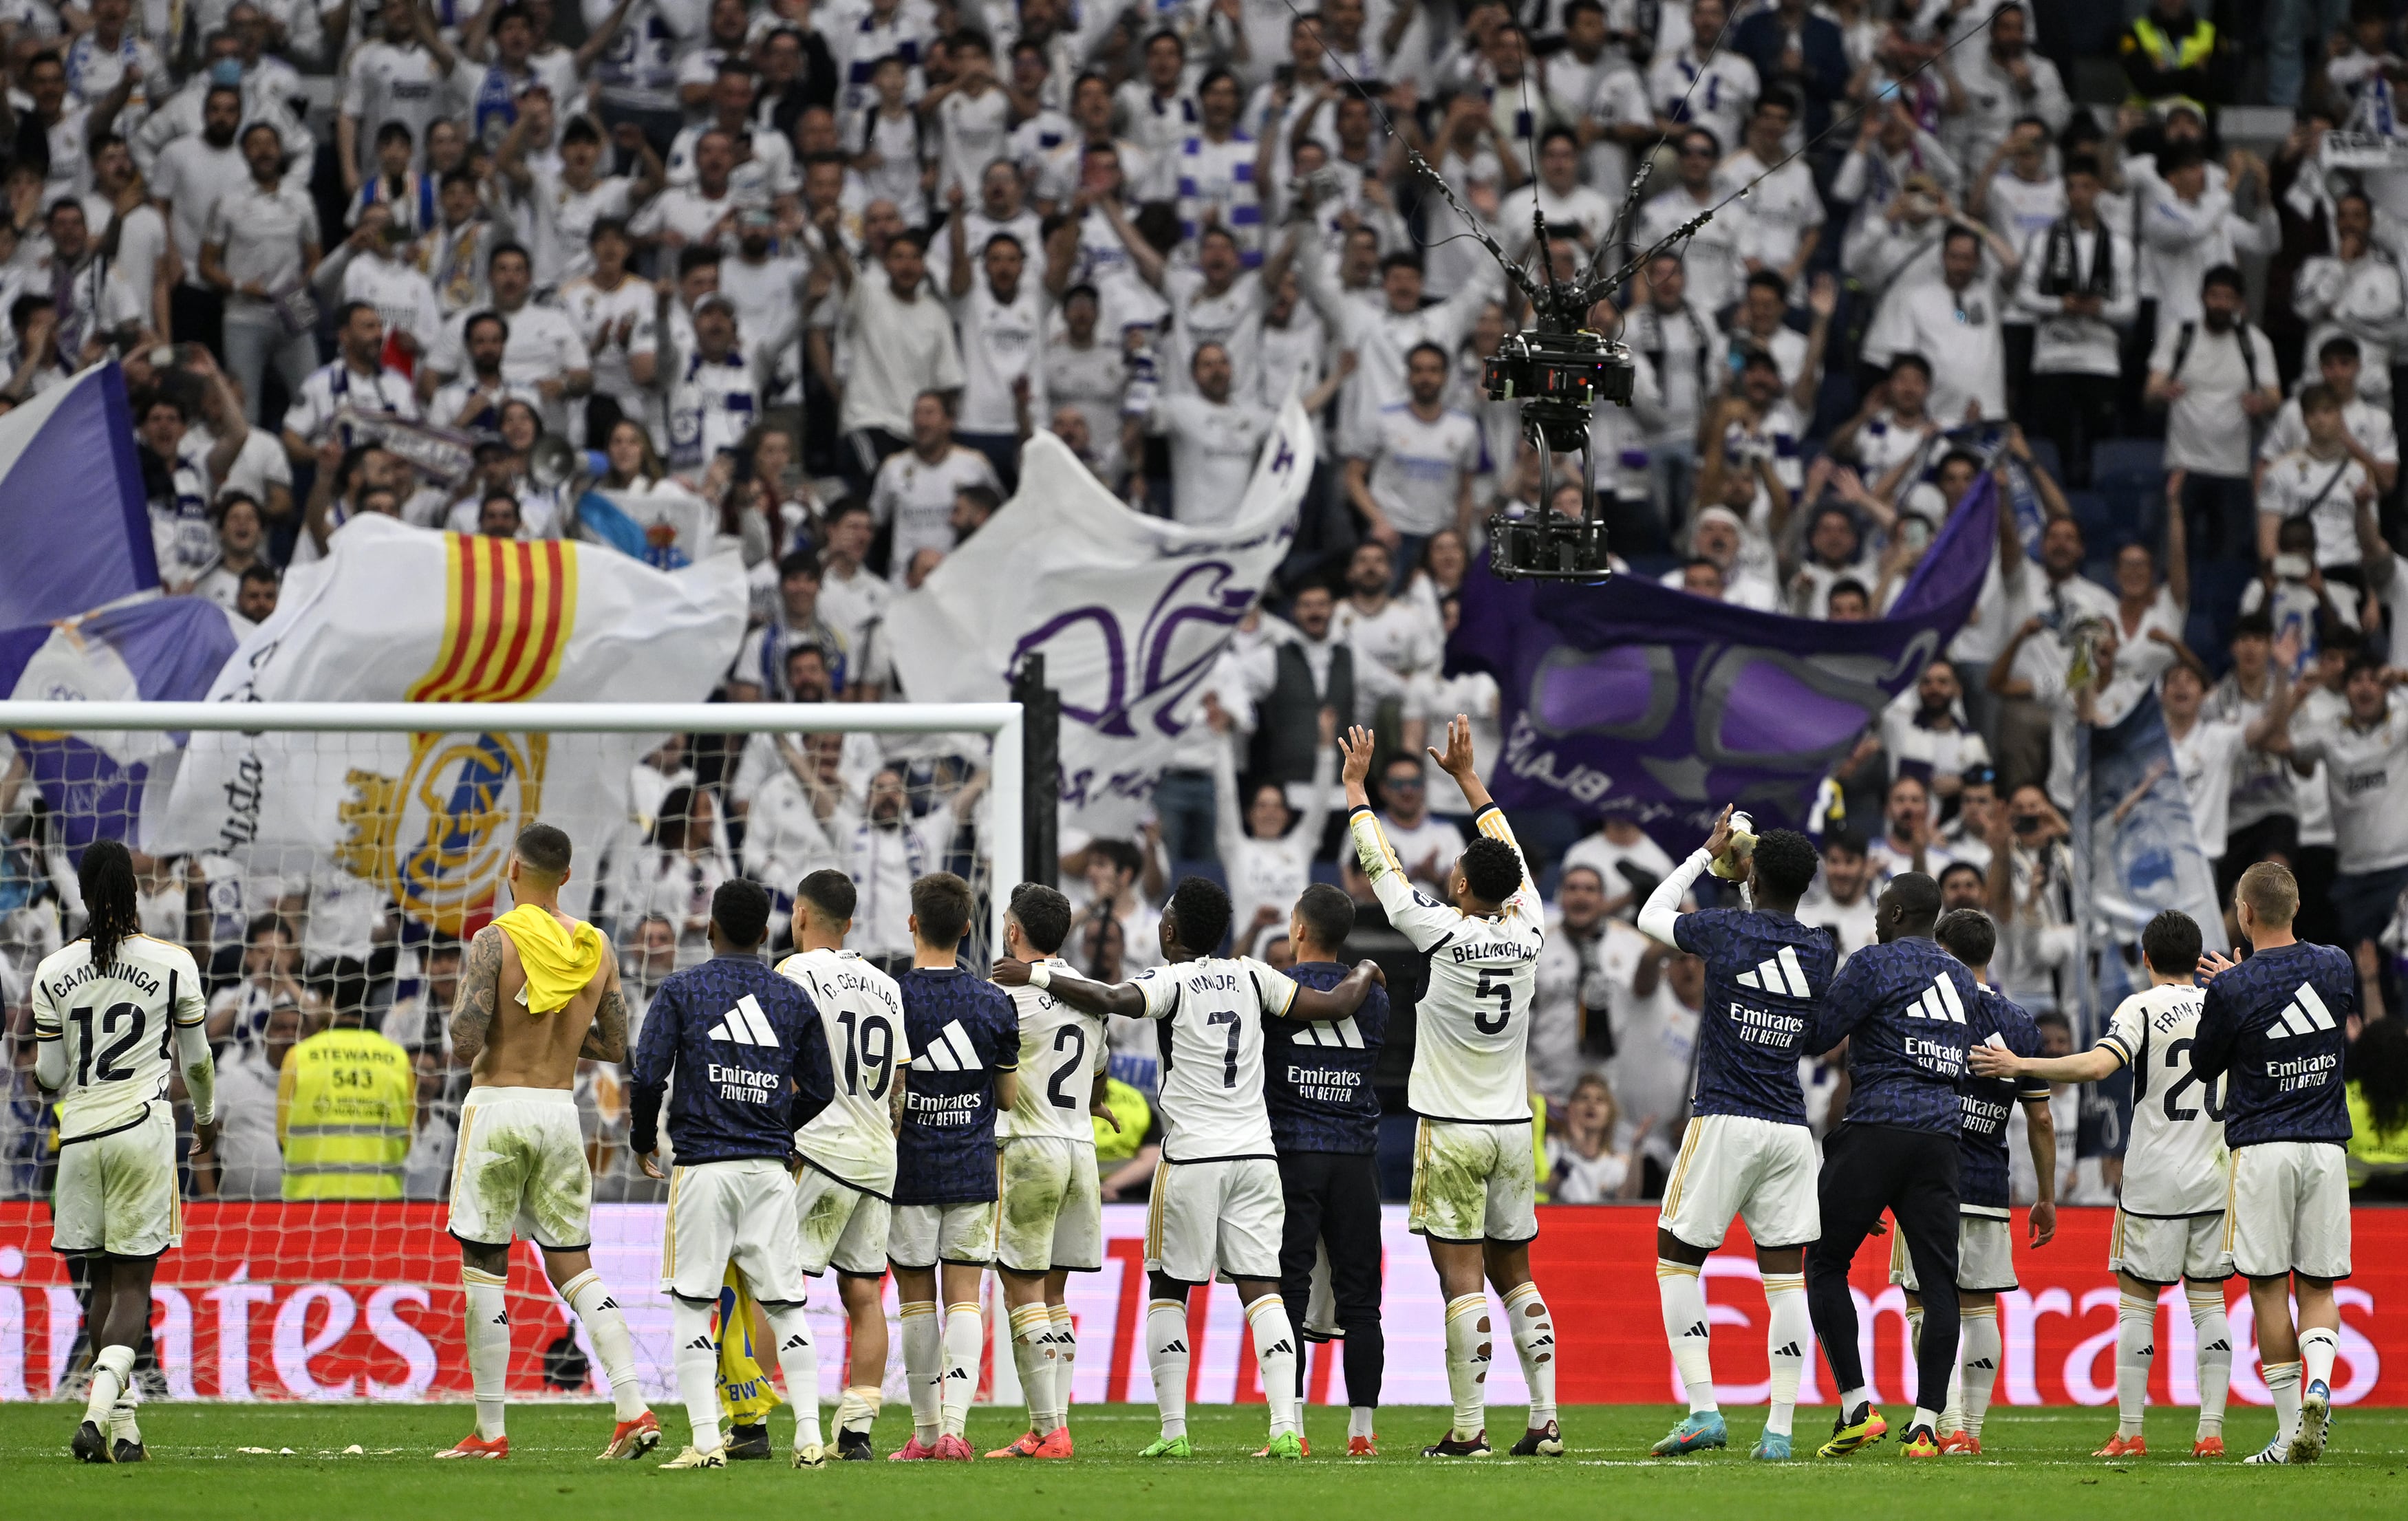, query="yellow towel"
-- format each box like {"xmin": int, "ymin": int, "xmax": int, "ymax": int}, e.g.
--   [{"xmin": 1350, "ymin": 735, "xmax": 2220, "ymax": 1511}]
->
[
  {"xmin": 716, "ymin": 1268, "xmax": 783, "ymax": 1425},
  {"xmin": 491, "ymin": 903, "xmax": 605, "ymax": 1015}
]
